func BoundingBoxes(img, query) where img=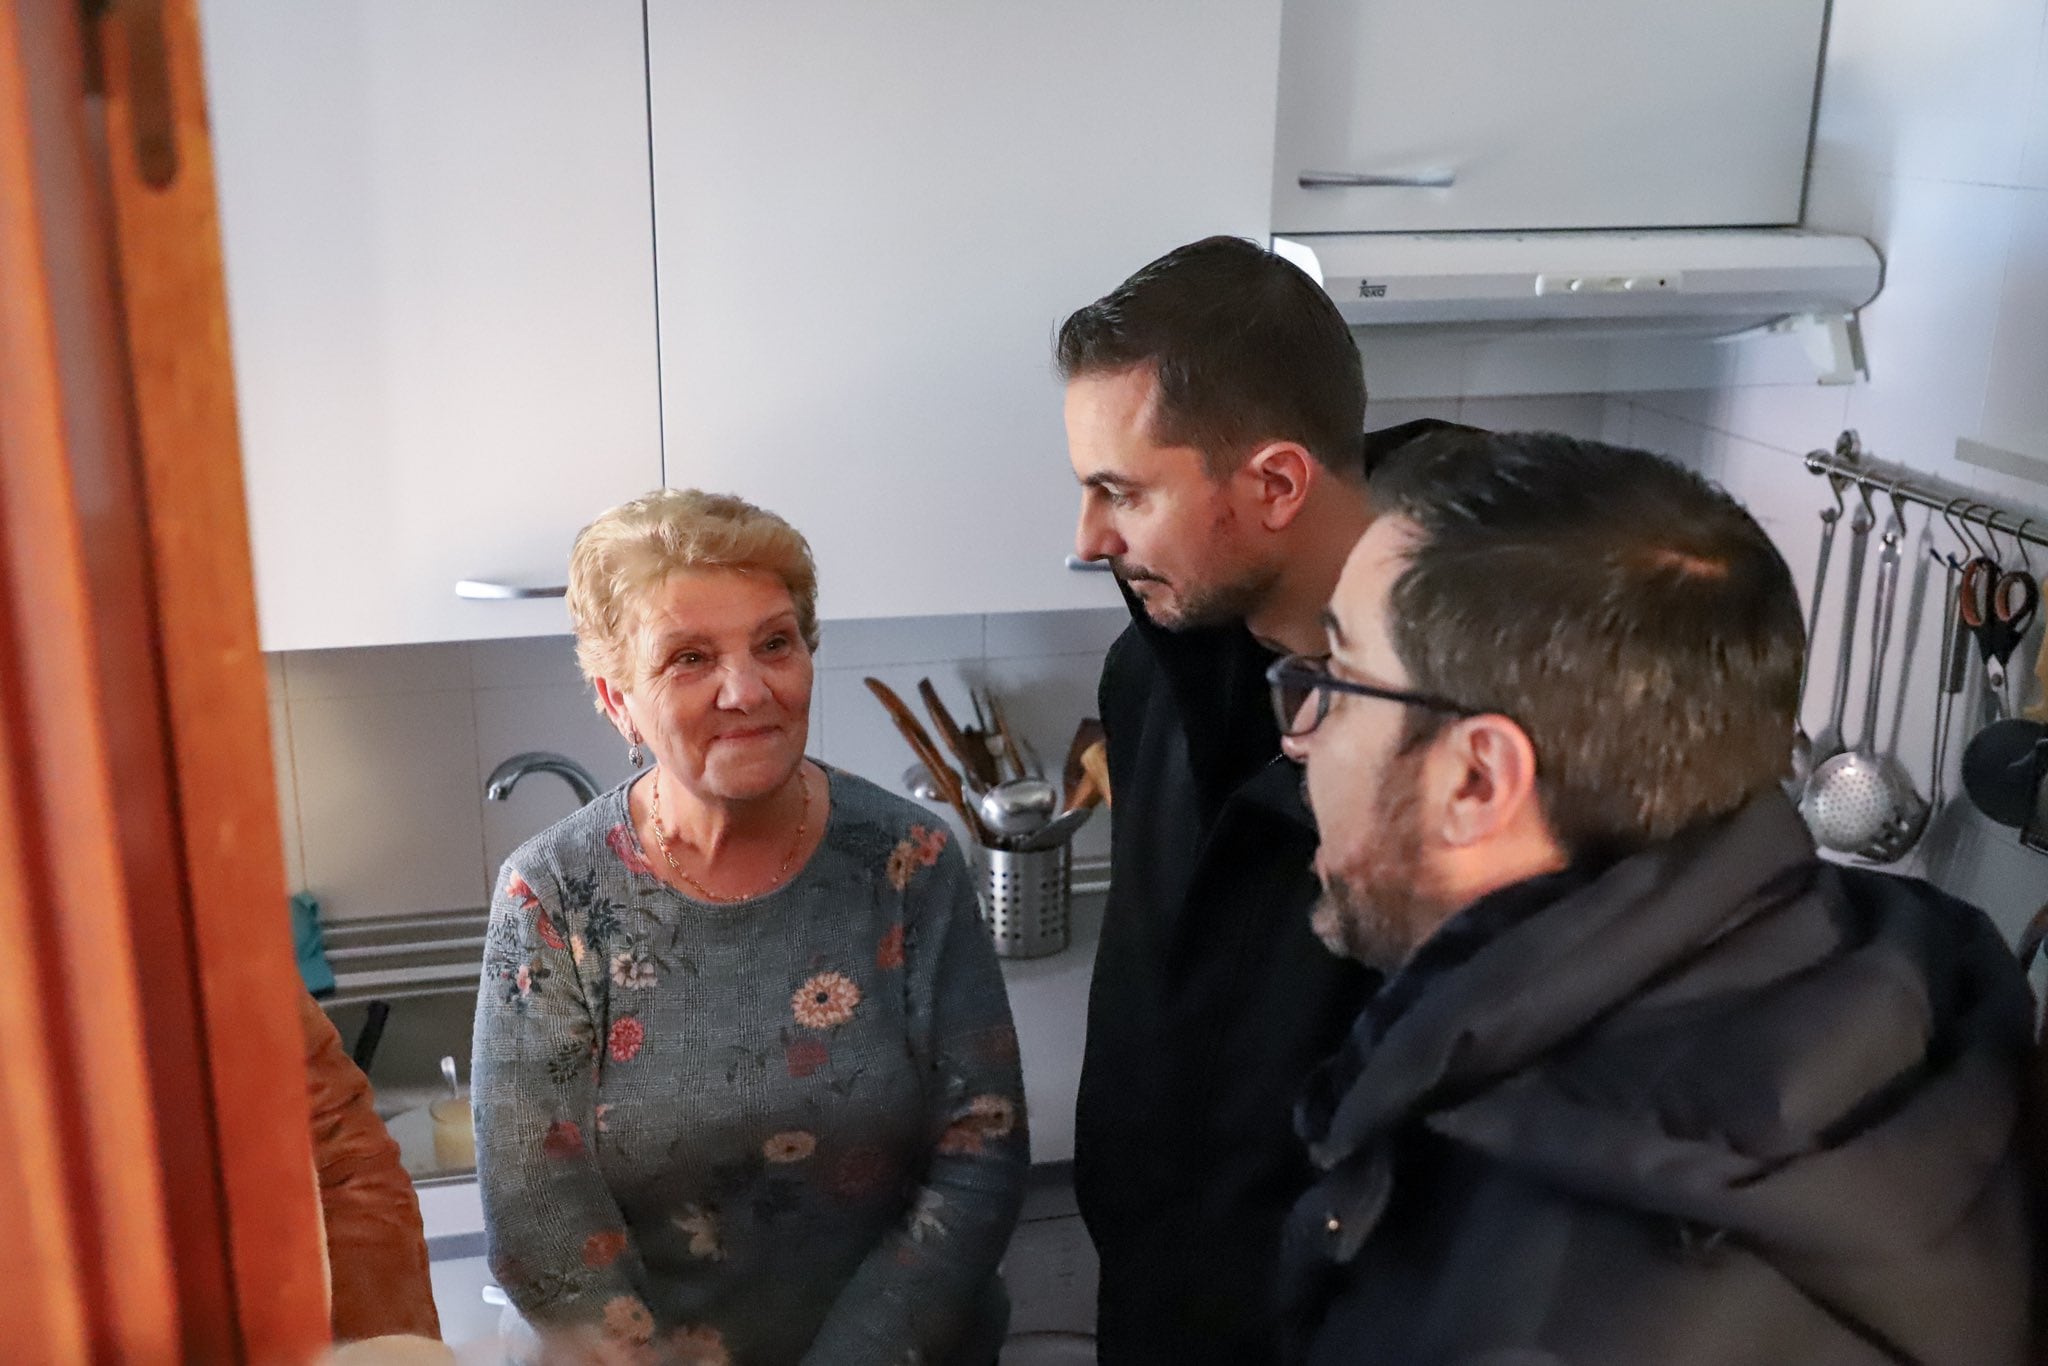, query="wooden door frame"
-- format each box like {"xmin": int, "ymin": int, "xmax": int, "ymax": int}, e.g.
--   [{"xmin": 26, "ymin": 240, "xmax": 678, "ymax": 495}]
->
[{"xmin": 0, "ymin": 0, "xmax": 327, "ymax": 1358}]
